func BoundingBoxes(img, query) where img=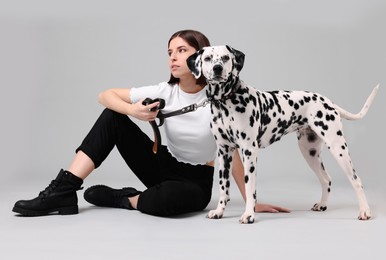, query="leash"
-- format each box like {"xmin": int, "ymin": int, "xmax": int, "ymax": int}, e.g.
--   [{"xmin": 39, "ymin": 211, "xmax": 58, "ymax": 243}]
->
[
  {"xmin": 156, "ymin": 98, "xmax": 212, "ymax": 126},
  {"xmin": 143, "ymin": 82, "xmax": 241, "ymax": 154},
  {"xmin": 142, "ymin": 97, "xmax": 211, "ymax": 154}
]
